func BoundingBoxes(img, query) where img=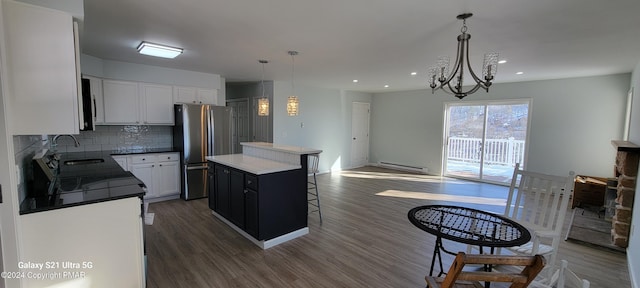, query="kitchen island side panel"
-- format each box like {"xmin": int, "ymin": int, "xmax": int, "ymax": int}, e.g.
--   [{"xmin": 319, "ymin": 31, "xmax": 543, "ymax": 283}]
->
[{"xmin": 257, "ymin": 166, "xmax": 308, "ymax": 240}]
